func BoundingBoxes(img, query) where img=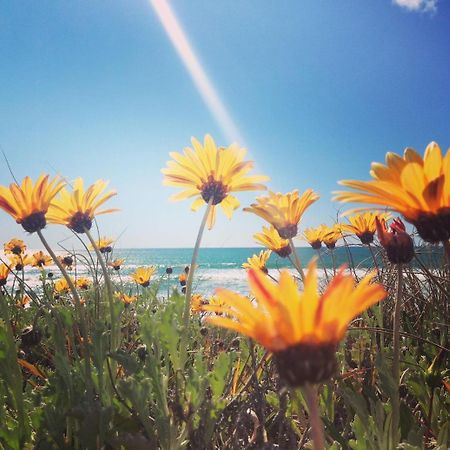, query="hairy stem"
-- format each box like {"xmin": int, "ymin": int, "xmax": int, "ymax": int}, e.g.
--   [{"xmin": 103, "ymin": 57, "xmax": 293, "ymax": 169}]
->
[
  {"xmin": 180, "ymin": 200, "xmax": 212, "ymax": 367},
  {"xmin": 289, "ymin": 238, "xmax": 305, "ymax": 283},
  {"xmin": 391, "ymin": 263, "xmax": 403, "ymax": 448},
  {"xmin": 303, "ymin": 384, "xmax": 325, "ymax": 450},
  {"xmin": 316, "ymin": 249, "xmax": 329, "ymax": 284},
  {"xmin": 330, "ymin": 248, "xmax": 336, "ymax": 276}
]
